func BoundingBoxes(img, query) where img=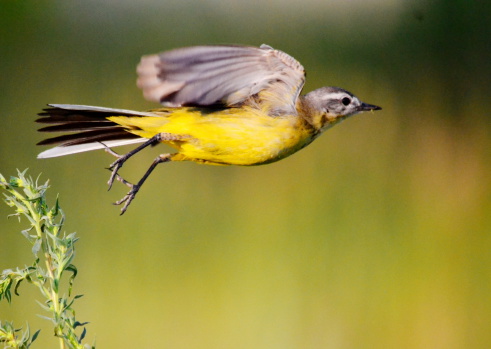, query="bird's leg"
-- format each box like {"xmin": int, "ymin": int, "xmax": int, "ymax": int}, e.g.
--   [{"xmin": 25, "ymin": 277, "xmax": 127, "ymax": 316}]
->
[
  {"xmin": 113, "ymin": 153, "xmax": 173, "ymax": 215},
  {"xmin": 103, "ymin": 134, "xmax": 163, "ymax": 190},
  {"xmin": 100, "ymin": 132, "xmax": 191, "ymax": 213},
  {"xmin": 103, "ymin": 132, "xmax": 189, "ymax": 190}
]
